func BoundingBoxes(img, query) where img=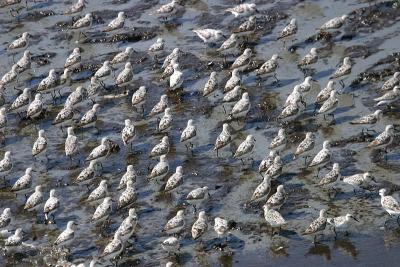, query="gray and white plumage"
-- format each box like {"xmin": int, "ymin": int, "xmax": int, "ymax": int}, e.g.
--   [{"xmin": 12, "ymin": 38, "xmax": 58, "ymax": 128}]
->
[
  {"xmin": 101, "ymin": 231, "xmax": 123, "ymax": 260},
  {"xmin": 235, "ymin": 15, "xmax": 256, "ymax": 33},
  {"xmin": 214, "ymin": 217, "xmax": 228, "ymax": 237},
  {"xmin": 186, "ymin": 186, "xmax": 209, "ymax": 203},
  {"xmin": 266, "ymin": 185, "xmax": 286, "ymax": 210},
  {"xmin": 309, "ymin": 140, "xmax": 331, "ymax": 167},
  {"xmin": 5, "ymin": 228, "xmax": 23, "ymax": 247},
  {"xmin": 54, "ymin": 221, "xmax": 76, "ymax": 246},
  {"xmin": 257, "ymin": 54, "xmax": 279, "ymax": 76},
  {"xmin": 379, "ymin": 188, "xmax": 400, "ymax": 217},
  {"xmin": 164, "ymin": 210, "xmax": 185, "ymax": 234},
  {"xmin": 16, "ymin": 50, "xmax": 31, "ymax": 73},
  {"xmin": 118, "ymin": 181, "xmax": 137, "ymax": 209},
  {"xmin": 318, "ymin": 163, "xmax": 341, "ymax": 186},
  {"xmin": 180, "ymin": 119, "xmax": 196, "ymax": 142},
  {"xmin": 10, "ymin": 87, "xmax": 30, "ymax": 111},
  {"xmin": 66, "ymin": 86, "xmax": 85, "ymax": 107},
  {"xmin": 203, "ymin": 72, "xmax": 218, "ymax": 97},
  {"xmin": 304, "ymin": 209, "xmax": 327, "ymax": 235},
  {"xmin": 278, "ymin": 99, "xmax": 301, "ymax": 119},
  {"xmin": 118, "ymin": 165, "xmax": 137, "ymax": 190},
  {"xmin": 224, "ymin": 69, "xmax": 241, "ymax": 92},
  {"xmin": 299, "ymin": 76, "xmax": 314, "ymax": 93},
  {"xmin": 319, "ymin": 14, "xmax": 348, "ymax": 30},
  {"xmin": 111, "ymin": 47, "xmax": 134, "ymax": 65},
  {"xmin": 148, "ymin": 38, "xmax": 165, "ymax": 52},
  {"xmin": 79, "ymin": 103, "xmax": 100, "ymax": 127},
  {"xmin": 234, "ymin": 134, "xmax": 255, "ymax": 158},
  {"xmin": 161, "ymin": 236, "xmax": 180, "ymax": 253},
  {"xmin": 229, "ymin": 92, "xmax": 250, "ymax": 119},
  {"xmin": 259, "ymin": 150, "xmax": 277, "ymax": 173},
  {"xmin": 214, "ymin": 123, "xmax": 232, "ymax": 152},
  {"xmin": 269, "ymin": 128, "xmax": 286, "ymax": 150},
  {"xmin": 1, "ymin": 65, "xmax": 19, "ymax": 85},
  {"xmin": 368, "ymin": 124, "xmax": 394, "ymax": 148},
  {"xmin": 263, "ymin": 205, "xmax": 286, "ymax": 228},
  {"xmin": 24, "ymin": 185, "xmax": 44, "ymax": 211},
  {"xmin": 148, "ymin": 155, "xmax": 169, "ymax": 180},
  {"xmin": 381, "ymin": 72, "xmax": 400, "ymax": 91},
  {"xmin": 374, "ymin": 86, "xmax": 400, "ymax": 106},
  {"xmin": 162, "ymin": 48, "xmax": 182, "ymax": 69},
  {"xmin": 193, "ymin": 29, "xmax": 224, "ymax": 44},
  {"xmin": 32, "ymin": 129, "xmax": 47, "ymax": 156},
  {"xmin": 162, "ymin": 58, "xmax": 177, "ymax": 79},
  {"xmin": 192, "ymin": 211, "xmax": 208, "ymax": 240},
  {"xmin": 150, "ymin": 94, "xmax": 168, "ymax": 116},
  {"xmin": 350, "ymin": 110, "xmax": 382, "ymax": 124},
  {"xmin": 251, "ymin": 175, "xmax": 271, "ymax": 203},
  {"xmin": 44, "ymin": 189, "xmax": 60, "ymax": 221},
  {"xmin": 299, "ymin": 47, "xmax": 318, "ymax": 66},
  {"xmin": 86, "ymin": 137, "xmax": 109, "ymax": 161},
  {"xmin": 294, "ymin": 132, "xmax": 315, "ymax": 159},
  {"xmin": 115, "ymin": 208, "xmax": 138, "ymax": 242},
  {"xmin": 131, "ymin": 86, "xmax": 147, "ymax": 106},
  {"xmin": 342, "ymin": 172, "xmax": 375, "ymax": 189},
  {"xmin": 115, "ymin": 62, "xmax": 133, "ymax": 87},
  {"xmin": 285, "ymin": 85, "xmax": 302, "ymax": 107},
  {"xmin": 65, "ymin": 48, "xmax": 81, "ymax": 68},
  {"xmin": 231, "ymin": 48, "xmax": 252, "ymax": 70},
  {"xmin": 0, "ymin": 151, "xmax": 13, "ymax": 177},
  {"xmin": 265, "ymin": 156, "xmax": 283, "ymax": 179},
  {"xmin": 72, "ymin": 13, "xmax": 92, "ymax": 29},
  {"xmin": 92, "ymin": 197, "xmax": 113, "ymax": 222},
  {"xmin": 88, "ymin": 180, "xmax": 108, "ymax": 202},
  {"xmin": 327, "ymin": 214, "xmax": 357, "ymax": 230},
  {"xmin": 331, "ymin": 57, "xmax": 351, "ymax": 79},
  {"xmin": 316, "ymin": 81, "xmax": 335, "ymax": 103},
  {"xmin": 122, "ymin": 119, "xmax": 136, "ymax": 146},
  {"xmin": 95, "ymin": 61, "xmax": 112, "ymax": 79},
  {"xmin": 169, "ymin": 63, "xmax": 183, "ymax": 90},
  {"xmin": 151, "ymin": 136, "xmax": 169, "ymax": 157},
  {"xmin": 318, "ymin": 90, "xmax": 338, "ymax": 114},
  {"xmin": 104, "ymin": 12, "xmax": 125, "ymax": 32},
  {"xmin": 278, "ymin": 18, "xmax": 297, "ymax": 39},
  {"xmin": 158, "ymin": 108, "xmax": 173, "ymax": 132},
  {"xmin": 155, "ymin": 0, "xmax": 181, "ymax": 17},
  {"xmin": 11, "ymin": 167, "xmax": 33, "ymax": 192},
  {"xmin": 0, "ymin": 208, "xmax": 12, "ymax": 228},
  {"xmin": 27, "ymin": 93, "xmax": 43, "ymax": 119},
  {"xmin": 164, "ymin": 166, "xmax": 183, "ymax": 192},
  {"xmin": 64, "ymin": 0, "xmax": 85, "ymax": 14},
  {"xmin": 225, "ymin": 3, "xmax": 257, "ymax": 17},
  {"xmin": 76, "ymin": 160, "xmax": 97, "ymax": 184},
  {"xmin": 65, "ymin": 127, "xmax": 78, "ymax": 157},
  {"xmin": 38, "ymin": 69, "xmax": 58, "ymax": 92},
  {"xmin": 223, "ymin": 85, "xmax": 241, "ymax": 102},
  {"xmin": 8, "ymin": 32, "xmax": 29, "ymax": 50},
  {"xmin": 60, "ymin": 68, "xmax": 72, "ymax": 85},
  {"xmin": 0, "ymin": 107, "xmax": 7, "ymax": 129},
  {"xmin": 217, "ymin": 33, "xmax": 237, "ymax": 52}
]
